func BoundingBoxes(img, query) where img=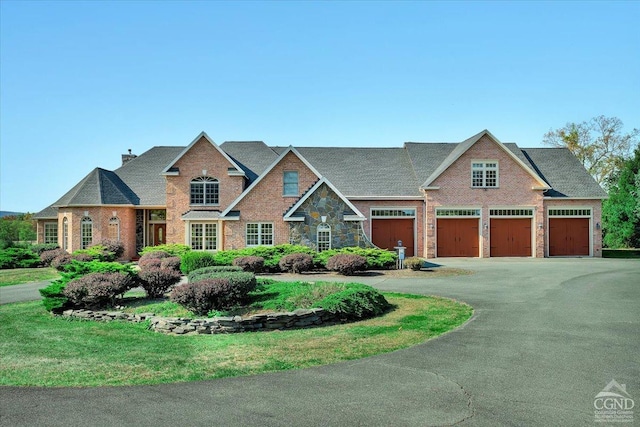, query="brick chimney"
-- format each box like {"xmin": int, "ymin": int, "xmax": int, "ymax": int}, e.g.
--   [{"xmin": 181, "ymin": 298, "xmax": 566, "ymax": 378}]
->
[{"xmin": 121, "ymin": 149, "xmax": 137, "ymax": 166}]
